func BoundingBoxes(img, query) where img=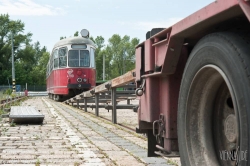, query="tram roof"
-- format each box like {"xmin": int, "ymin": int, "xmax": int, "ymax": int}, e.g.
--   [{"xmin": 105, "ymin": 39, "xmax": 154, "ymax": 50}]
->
[{"xmin": 53, "ymin": 36, "xmax": 96, "ymax": 48}]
